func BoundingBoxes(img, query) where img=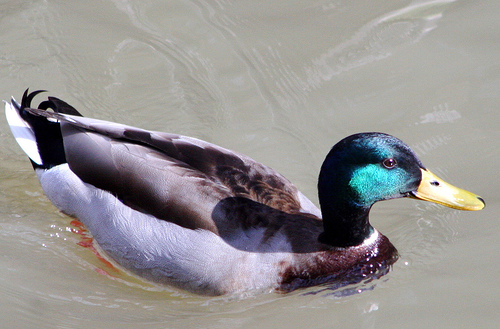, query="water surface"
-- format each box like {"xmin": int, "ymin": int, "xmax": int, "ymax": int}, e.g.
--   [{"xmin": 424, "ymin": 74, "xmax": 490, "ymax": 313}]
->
[{"xmin": 0, "ymin": 0, "xmax": 499, "ymax": 328}]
